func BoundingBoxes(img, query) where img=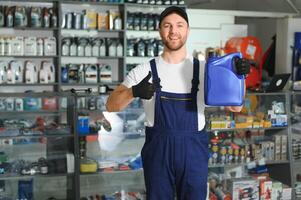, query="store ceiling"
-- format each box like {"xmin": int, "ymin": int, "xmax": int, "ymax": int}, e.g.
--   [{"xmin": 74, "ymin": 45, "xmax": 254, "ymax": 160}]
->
[{"xmin": 186, "ymin": 0, "xmax": 301, "ymax": 14}]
